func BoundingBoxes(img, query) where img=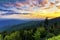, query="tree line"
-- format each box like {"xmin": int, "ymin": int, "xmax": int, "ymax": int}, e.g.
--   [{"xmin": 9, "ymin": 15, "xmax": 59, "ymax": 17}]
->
[{"xmin": 0, "ymin": 17, "xmax": 60, "ymax": 40}]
